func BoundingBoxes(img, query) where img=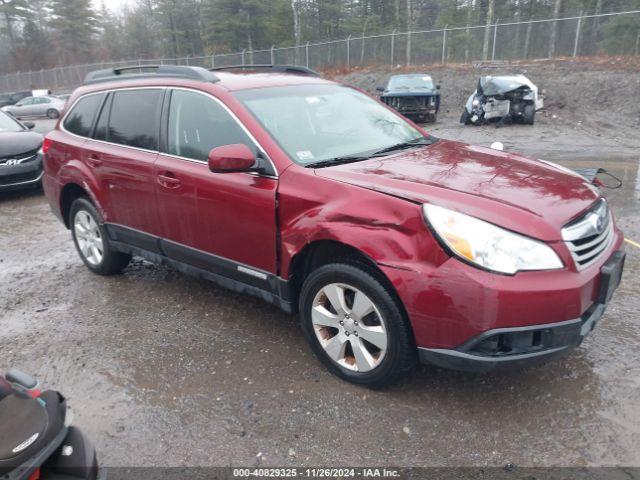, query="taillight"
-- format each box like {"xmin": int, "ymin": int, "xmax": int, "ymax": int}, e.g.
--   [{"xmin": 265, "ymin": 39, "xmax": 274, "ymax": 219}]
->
[{"xmin": 42, "ymin": 137, "xmax": 52, "ymax": 154}]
